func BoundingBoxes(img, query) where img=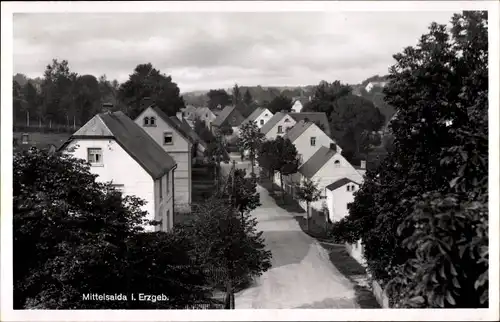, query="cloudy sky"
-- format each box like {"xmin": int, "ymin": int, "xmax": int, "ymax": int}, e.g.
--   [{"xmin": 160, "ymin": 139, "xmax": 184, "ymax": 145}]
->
[{"xmin": 13, "ymin": 11, "xmax": 456, "ymax": 92}]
